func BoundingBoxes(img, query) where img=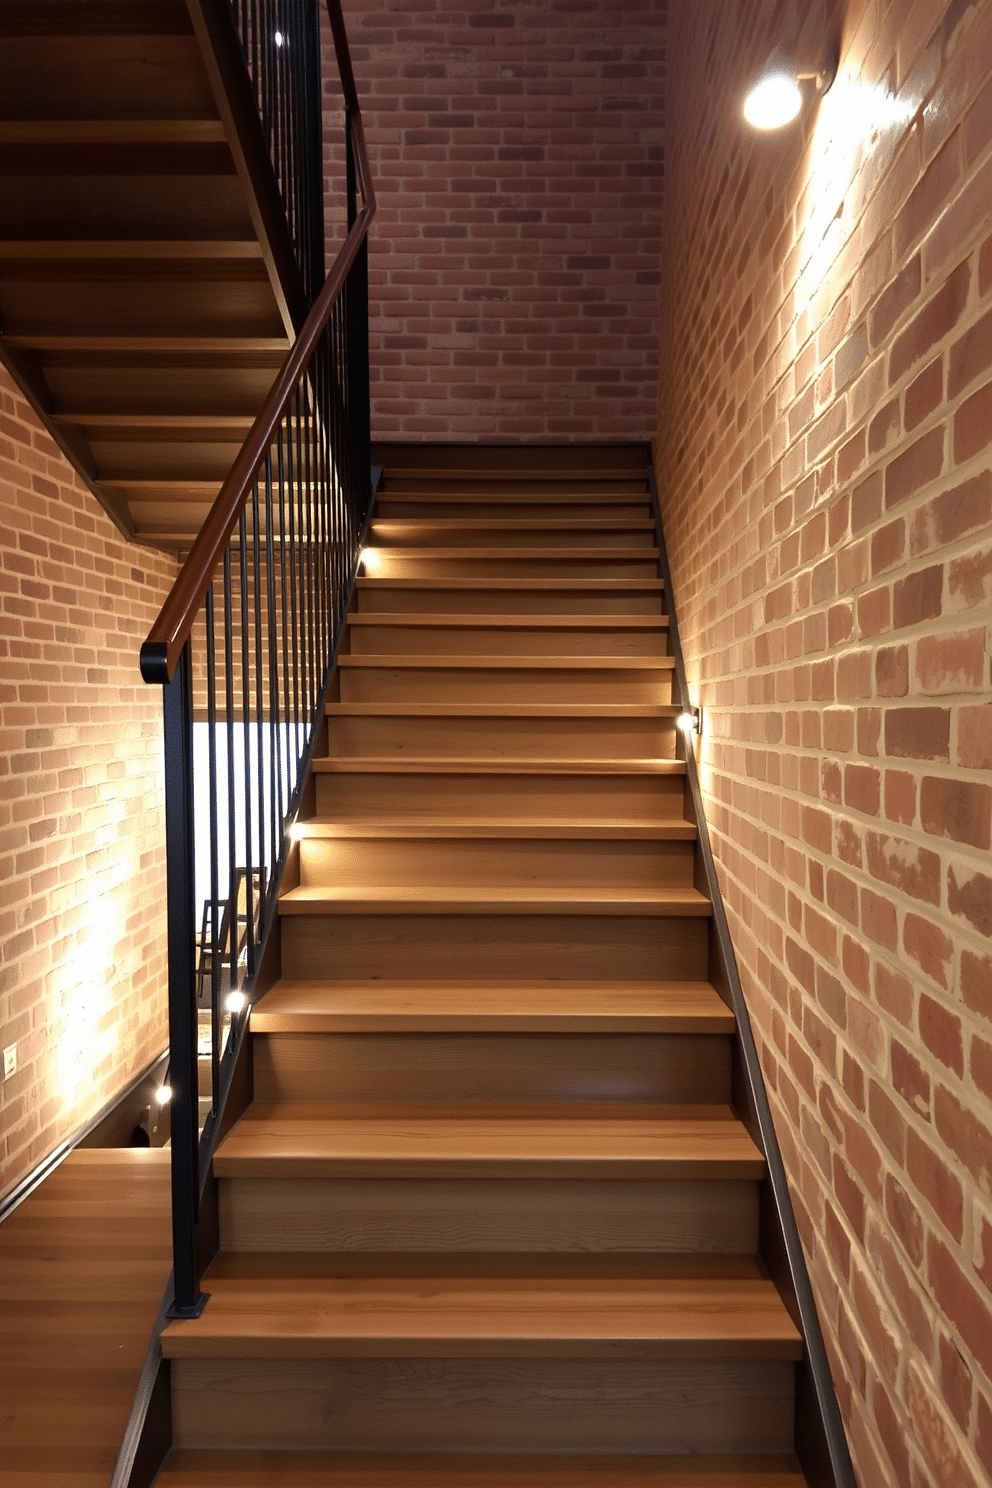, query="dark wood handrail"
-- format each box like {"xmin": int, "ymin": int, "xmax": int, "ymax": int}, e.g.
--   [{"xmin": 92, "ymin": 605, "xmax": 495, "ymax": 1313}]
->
[{"xmin": 140, "ymin": 111, "xmax": 374, "ymax": 687}]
